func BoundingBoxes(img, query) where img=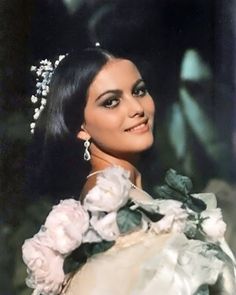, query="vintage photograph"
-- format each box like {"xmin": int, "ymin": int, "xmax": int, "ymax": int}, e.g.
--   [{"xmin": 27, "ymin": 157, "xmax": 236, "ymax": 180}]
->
[{"xmin": 1, "ymin": 1, "xmax": 236, "ymax": 294}]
